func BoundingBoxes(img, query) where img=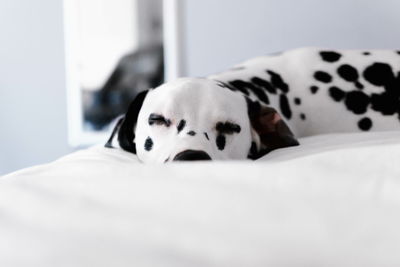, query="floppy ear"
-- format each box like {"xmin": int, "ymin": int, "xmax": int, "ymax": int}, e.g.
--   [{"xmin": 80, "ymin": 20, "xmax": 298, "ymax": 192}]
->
[
  {"xmin": 246, "ymin": 98, "xmax": 299, "ymax": 159},
  {"xmin": 104, "ymin": 90, "xmax": 149, "ymax": 153}
]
